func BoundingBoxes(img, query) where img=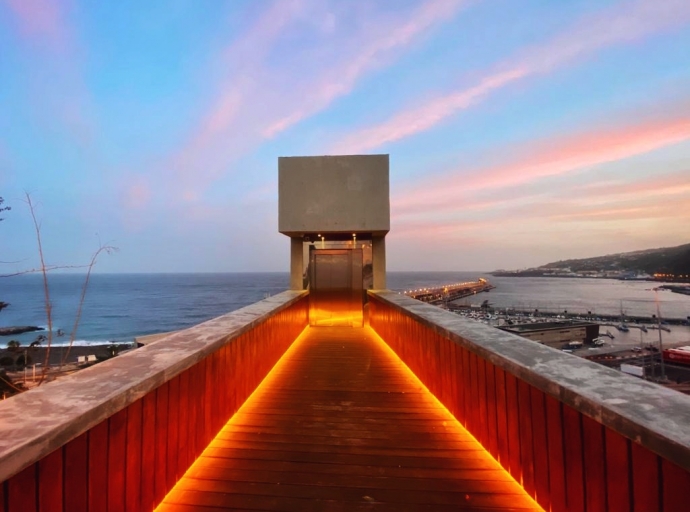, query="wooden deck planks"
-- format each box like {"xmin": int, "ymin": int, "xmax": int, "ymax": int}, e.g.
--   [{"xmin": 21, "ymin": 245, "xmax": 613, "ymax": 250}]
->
[{"xmin": 159, "ymin": 326, "xmax": 542, "ymax": 511}]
